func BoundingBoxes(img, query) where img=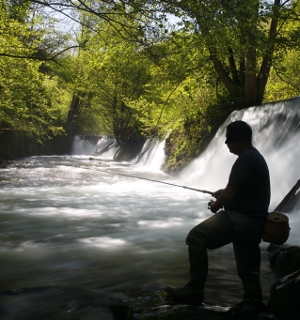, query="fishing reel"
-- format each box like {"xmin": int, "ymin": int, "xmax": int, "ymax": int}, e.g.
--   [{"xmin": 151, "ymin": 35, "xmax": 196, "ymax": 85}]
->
[{"xmin": 208, "ymin": 200, "xmax": 214, "ymax": 210}]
